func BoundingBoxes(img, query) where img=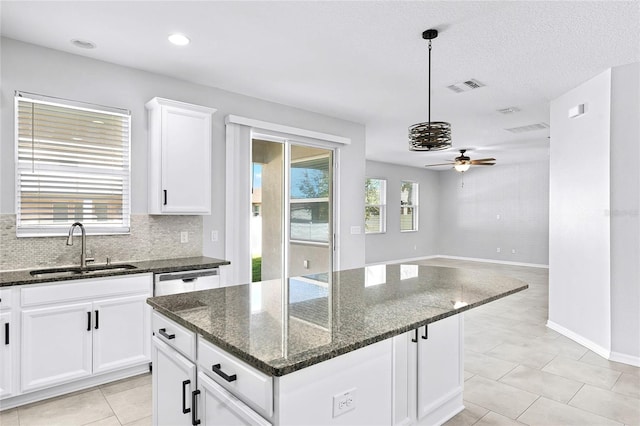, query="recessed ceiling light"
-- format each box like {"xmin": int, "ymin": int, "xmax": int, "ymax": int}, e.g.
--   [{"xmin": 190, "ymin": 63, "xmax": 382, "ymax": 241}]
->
[
  {"xmin": 71, "ymin": 39, "xmax": 96, "ymax": 49},
  {"xmin": 168, "ymin": 33, "xmax": 190, "ymax": 46}
]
